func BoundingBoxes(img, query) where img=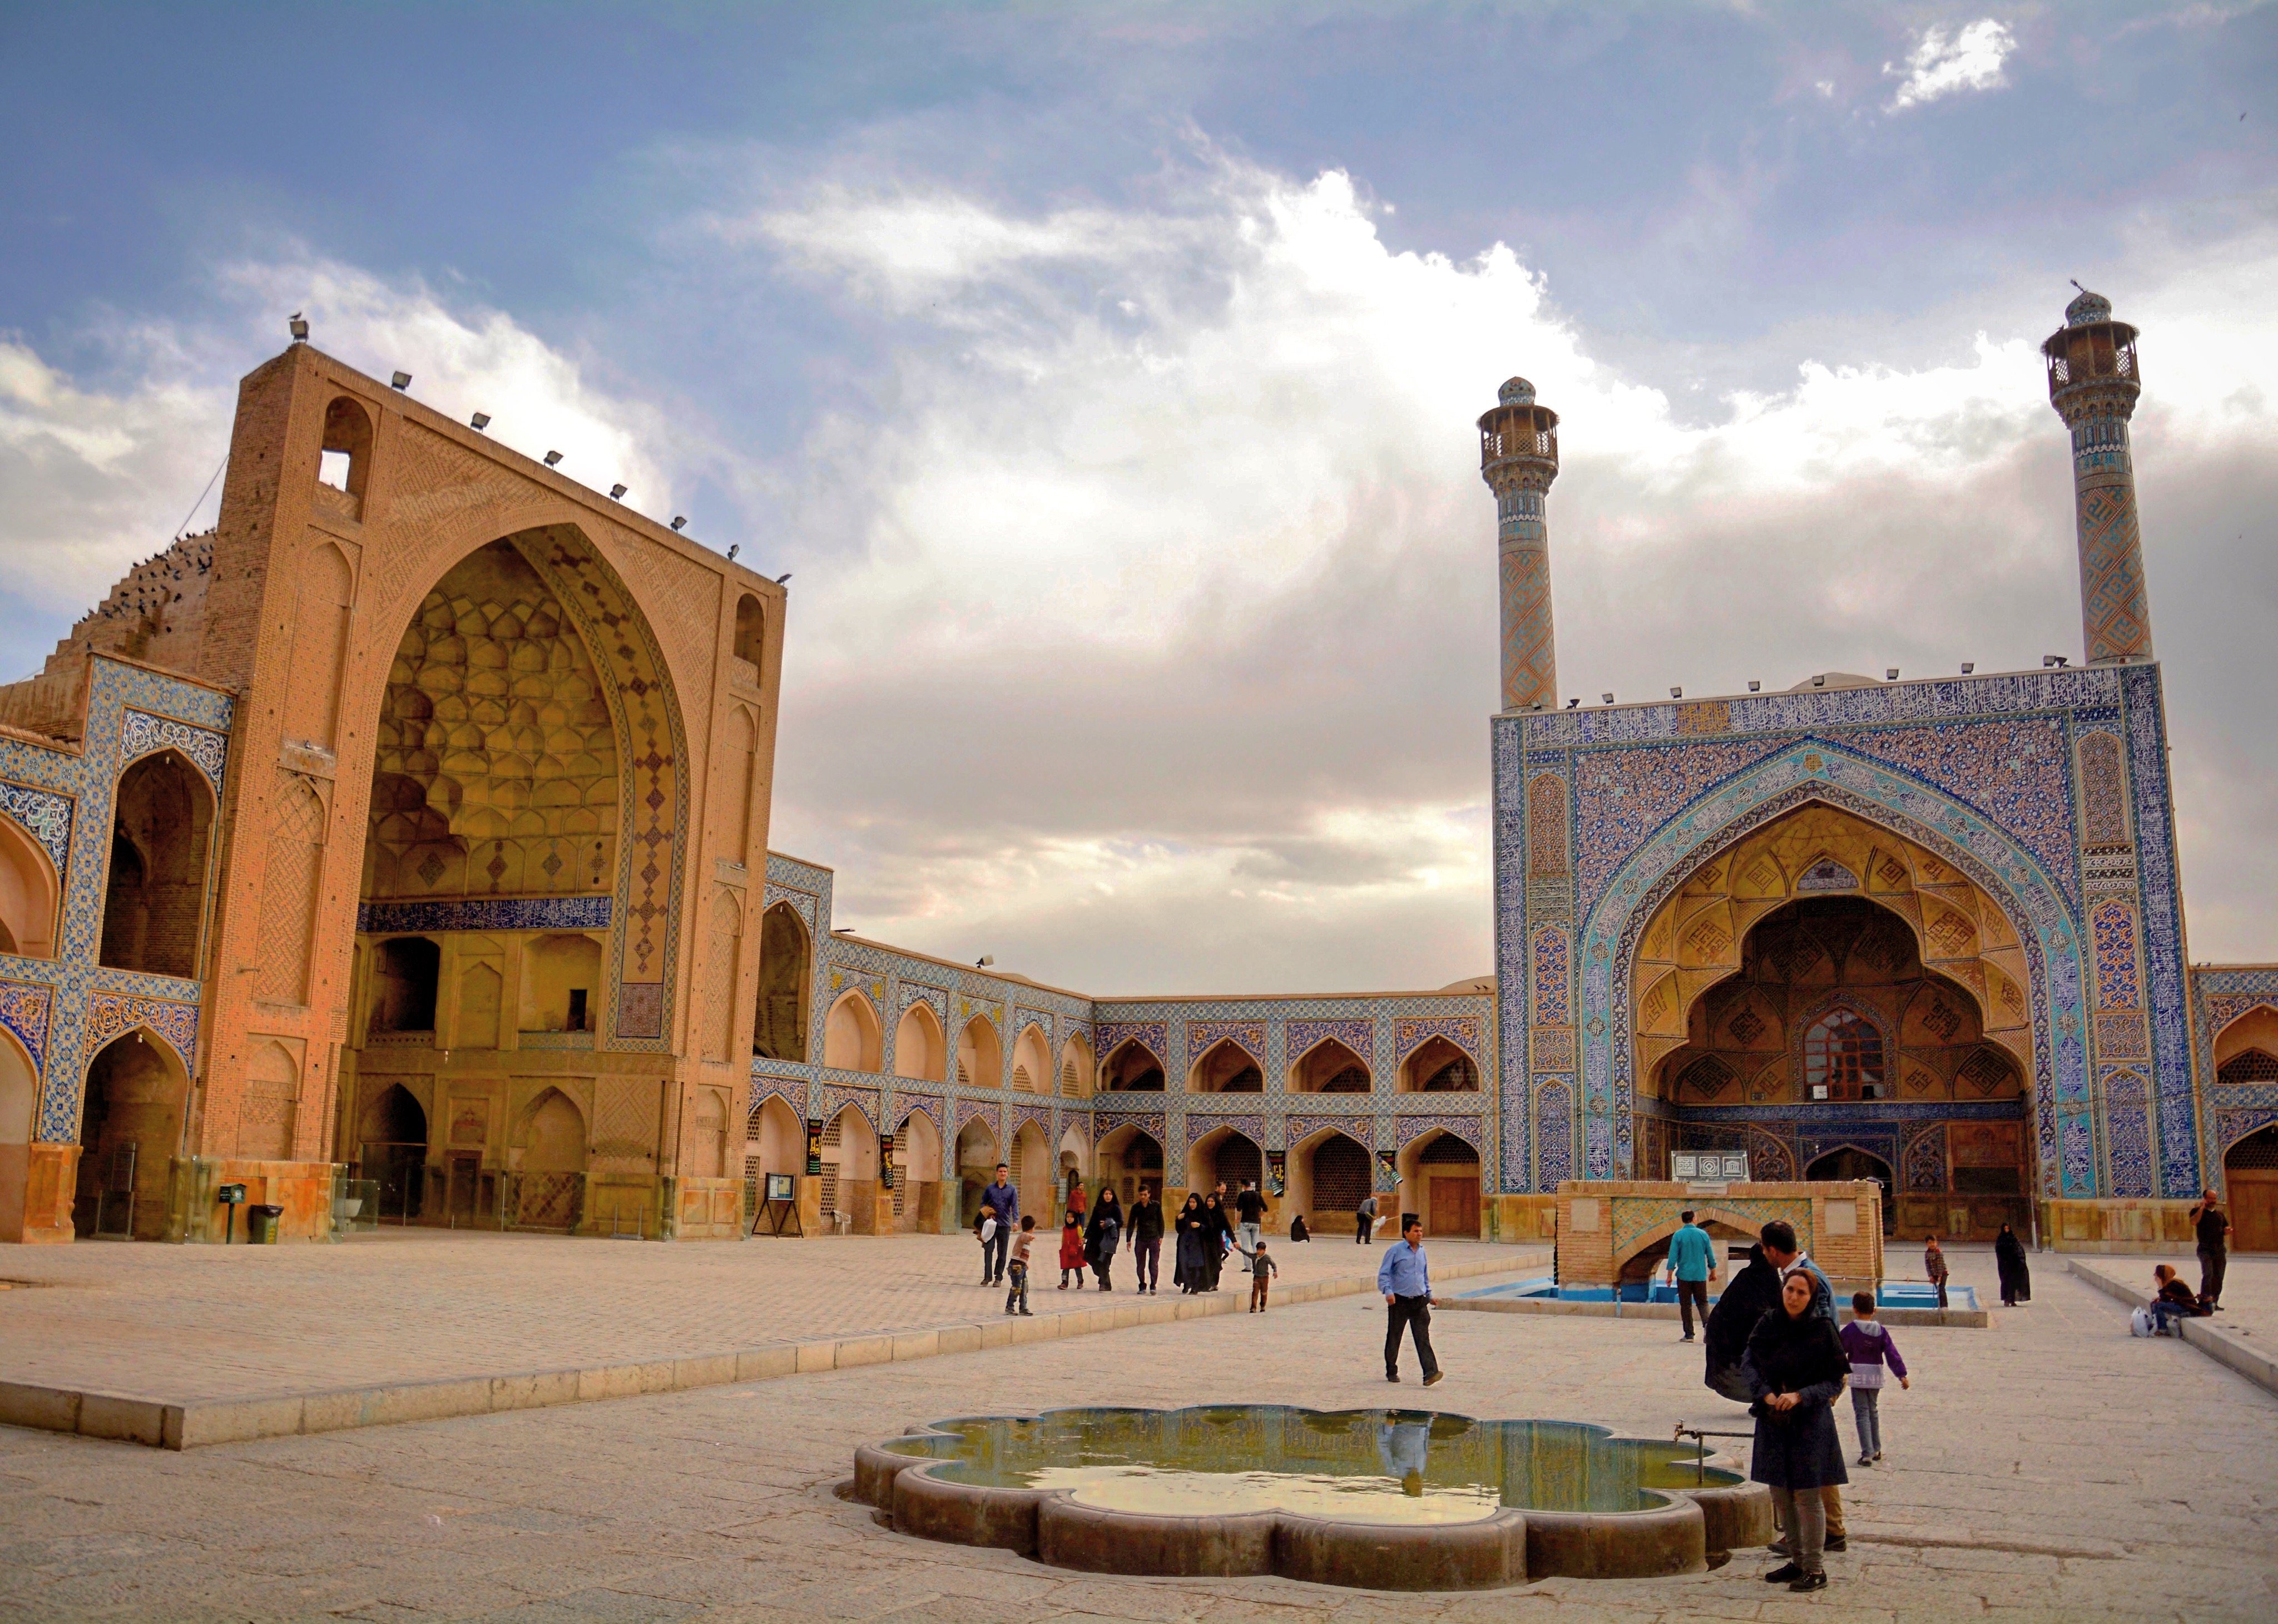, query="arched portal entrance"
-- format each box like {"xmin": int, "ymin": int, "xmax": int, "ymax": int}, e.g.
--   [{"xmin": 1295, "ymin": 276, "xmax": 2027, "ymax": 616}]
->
[
  {"xmin": 954, "ymin": 1118, "xmax": 999, "ymax": 1225},
  {"xmin": 1629, "ymin": 801, "xmax": 2037, "ymax": 1239},
  {"xmin": 75, "ymin": 1030, "xmax": 190, "ymax": 1239},
  {"xmin": 1806, "ymin": 1146, "xmax": 1897, "ymax": 1234},
  {"xmin": 1188, "ymin": 1126, "xmax": 1262, "ymax": 1203},
  {"xmin": 1397, "ymin": 1129, "xmax": 1480, "ymax": 1239},
  {"xmin": 895, "ymin": 1108, "xmax": 943, "ymax": 1232}
]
